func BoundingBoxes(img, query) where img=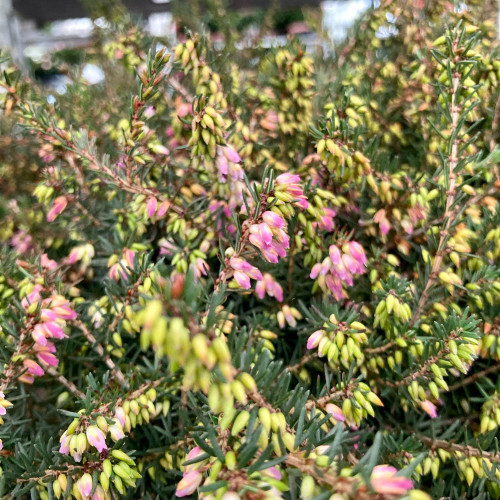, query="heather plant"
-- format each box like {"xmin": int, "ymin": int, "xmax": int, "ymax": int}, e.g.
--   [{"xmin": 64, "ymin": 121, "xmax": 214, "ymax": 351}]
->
[{"xmin": 0, "ymin": 1, "xmax": 499, "ymax": 499}]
